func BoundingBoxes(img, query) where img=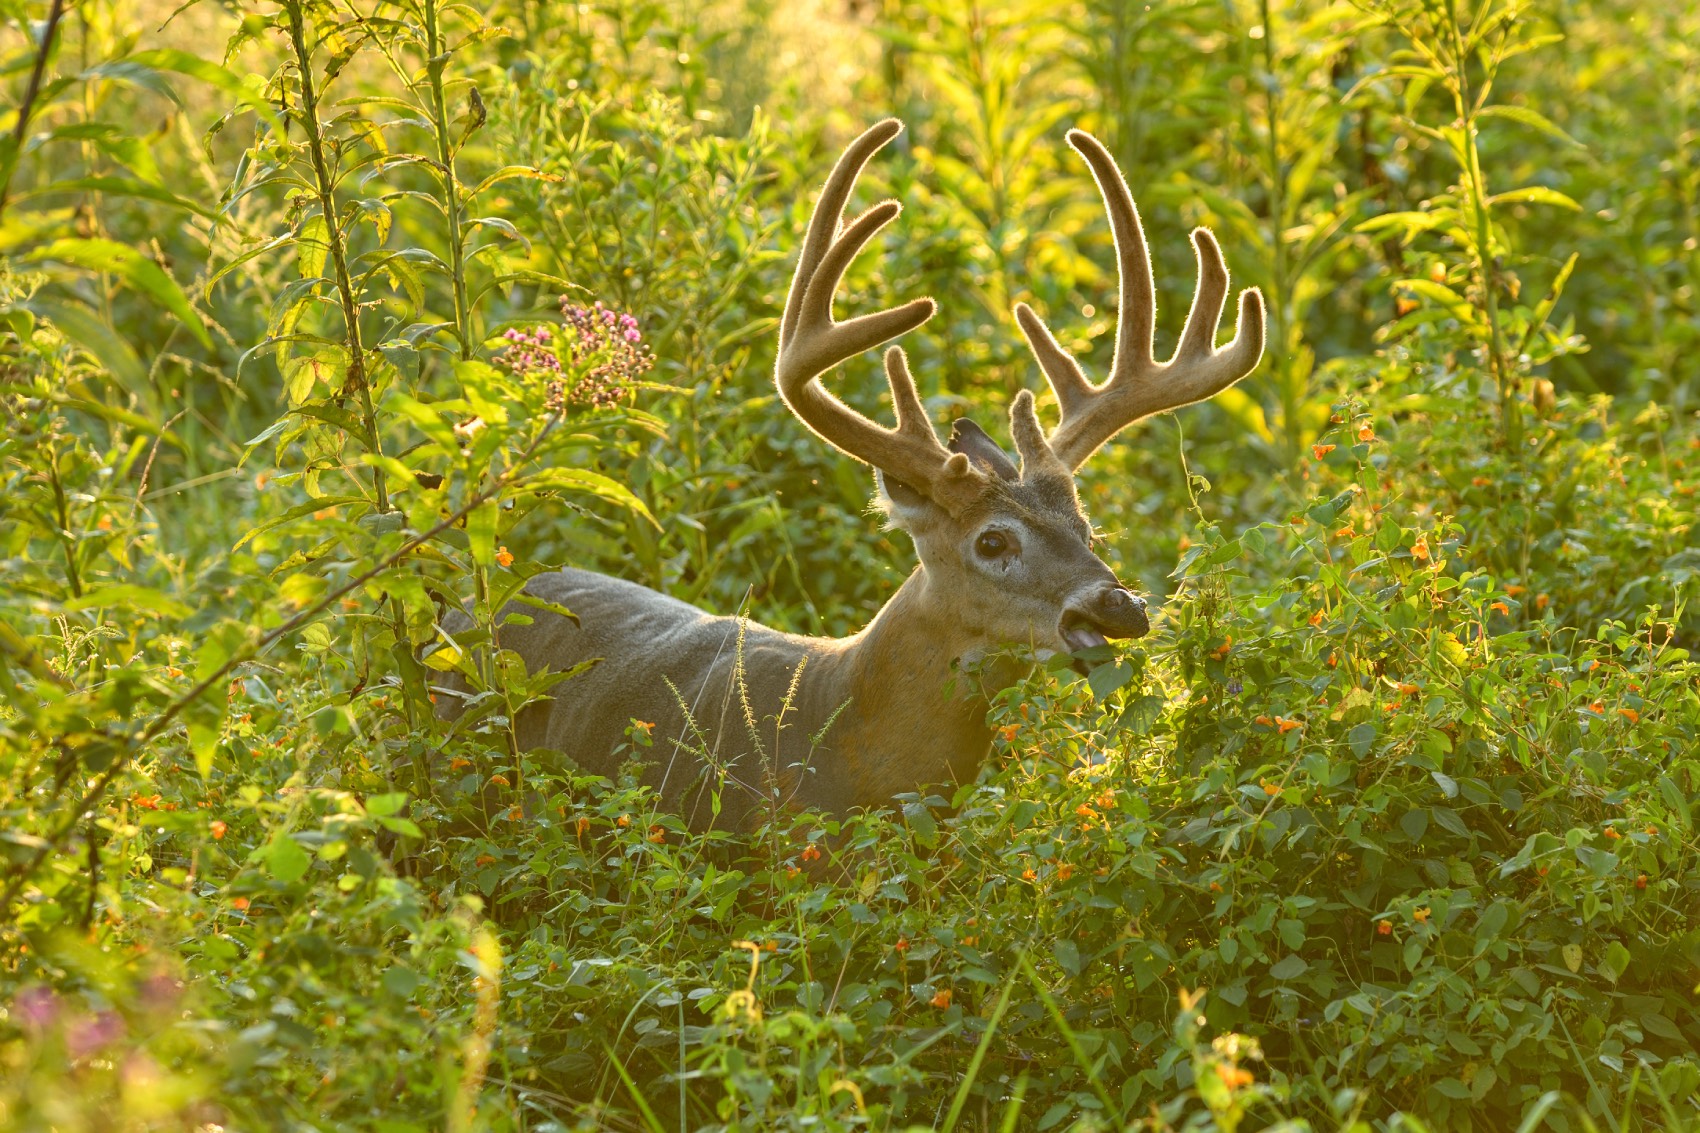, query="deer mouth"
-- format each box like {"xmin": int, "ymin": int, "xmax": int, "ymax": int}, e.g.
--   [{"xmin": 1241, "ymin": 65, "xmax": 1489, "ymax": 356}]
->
[
  {"xmin": 1060, "ymin": 589, "xmax": 1150, "ymax": 659},
  {"xmin": 1060, "ymin": 614, "xmax": 1111, "ymax": 654}
]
